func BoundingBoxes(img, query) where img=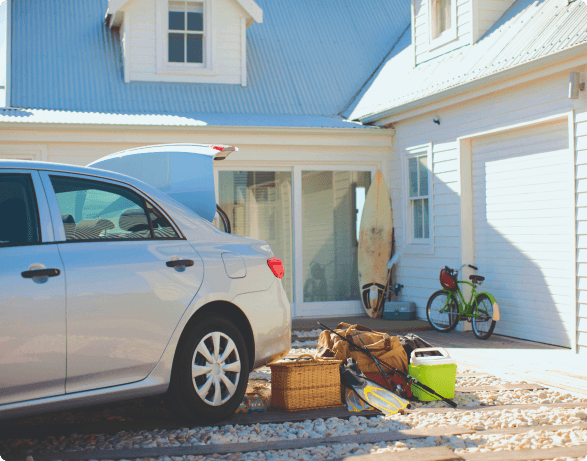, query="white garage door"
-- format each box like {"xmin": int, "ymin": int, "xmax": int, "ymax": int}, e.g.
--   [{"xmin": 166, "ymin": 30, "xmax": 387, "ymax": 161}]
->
[{"xmin": 472, "ymin": 120, "xmax": 574, "ymax": 347}]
